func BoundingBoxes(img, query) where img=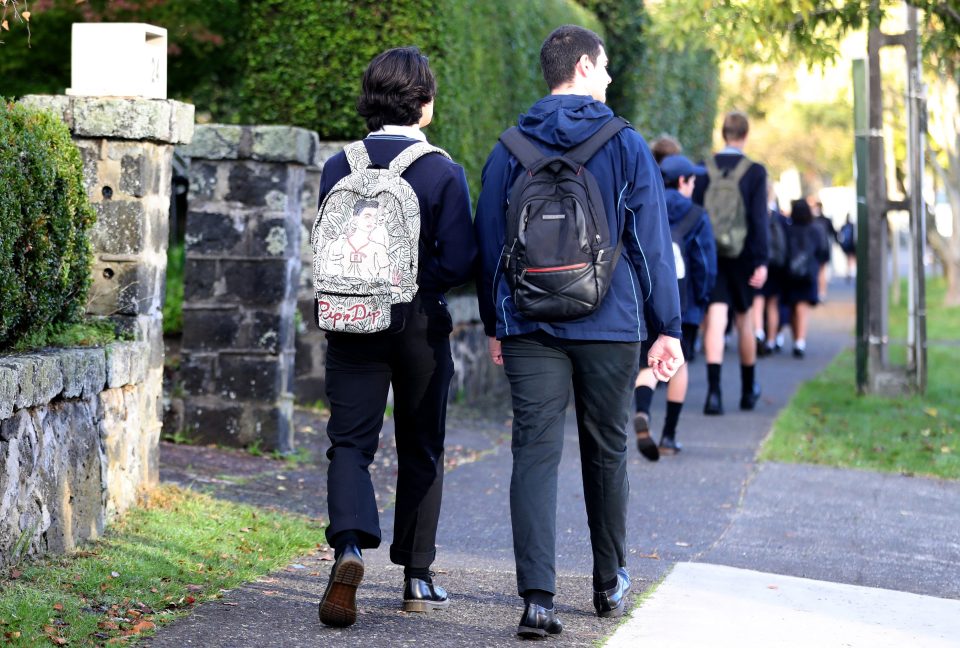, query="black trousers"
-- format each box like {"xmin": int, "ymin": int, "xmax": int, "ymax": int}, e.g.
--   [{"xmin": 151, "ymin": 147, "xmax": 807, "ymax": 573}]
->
[
  {"xmin": 501, "ymin": 331, "xmax": 640, "ymax": 595},
  {"xmin": 323, "ymin": 294, "xmax": 454, "ymax": 569}
]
